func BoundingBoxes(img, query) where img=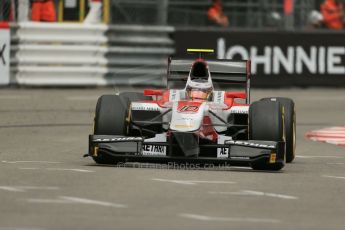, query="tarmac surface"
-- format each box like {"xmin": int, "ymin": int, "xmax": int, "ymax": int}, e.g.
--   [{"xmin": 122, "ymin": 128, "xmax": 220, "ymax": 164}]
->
[{"xmin": 0, "ymin": 88, "xmax": 345, "ymax": 230}]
